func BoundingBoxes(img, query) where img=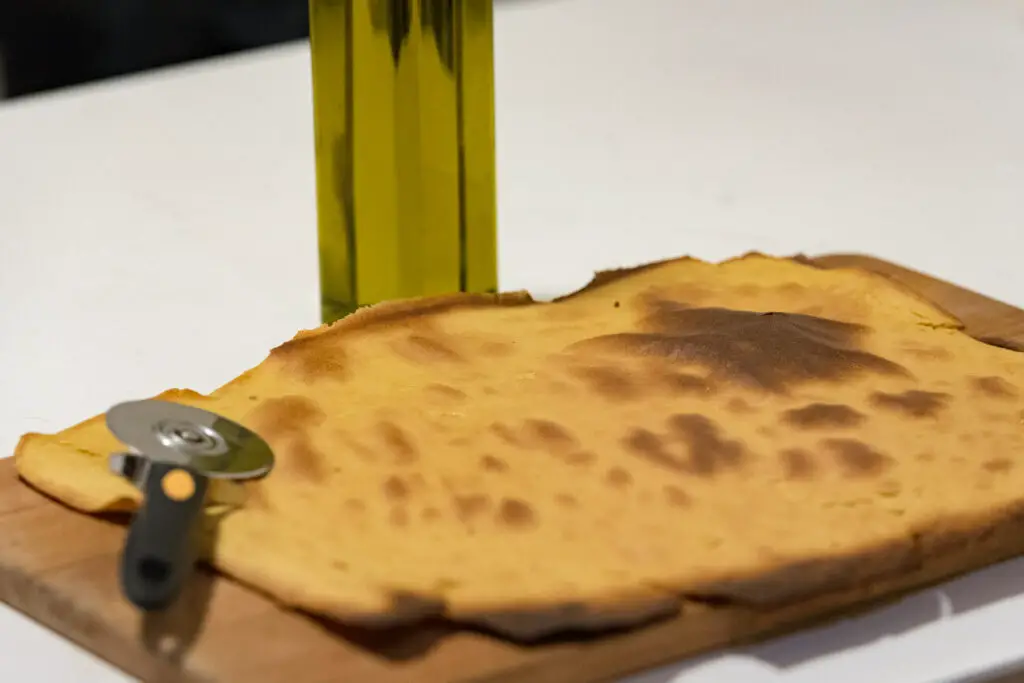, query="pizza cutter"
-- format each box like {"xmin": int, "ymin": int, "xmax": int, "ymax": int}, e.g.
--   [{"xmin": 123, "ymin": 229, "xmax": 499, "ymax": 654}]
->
[{"xmin": 105, "ymin": 399, "xmax": 274, "ymax": 612}]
